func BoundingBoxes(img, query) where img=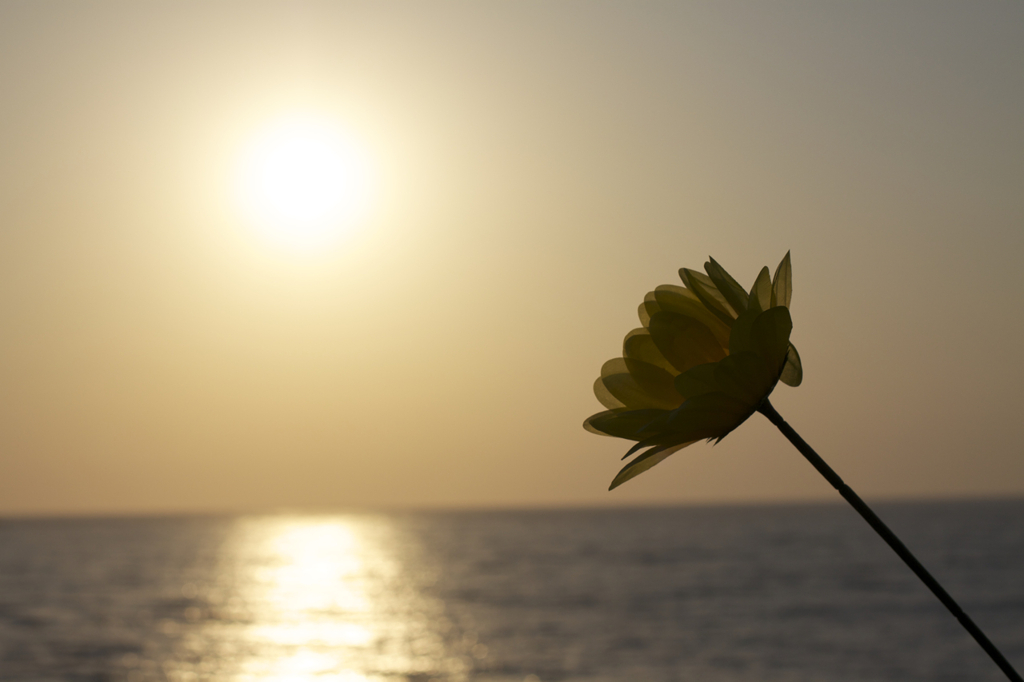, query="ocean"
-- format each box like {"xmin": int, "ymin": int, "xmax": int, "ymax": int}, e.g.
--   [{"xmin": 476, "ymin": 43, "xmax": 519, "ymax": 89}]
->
[{"xmin": 0, "ymin": 500, "xmax": 1022, "ymax": 682}]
